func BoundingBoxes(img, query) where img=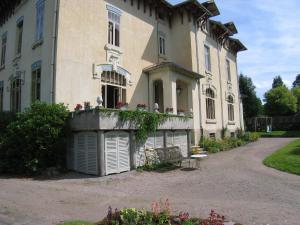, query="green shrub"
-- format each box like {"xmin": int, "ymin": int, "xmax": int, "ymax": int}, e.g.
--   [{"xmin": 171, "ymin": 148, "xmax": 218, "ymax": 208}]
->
[
  {"xmin": 0, "ymin": 111, "xmax": 16, "ymax": 136},
  {"xmin": 200, "ymin": 137, "xmax": 221, "ymax": 153},
  {"xmin": 242, "ymin": 132, "xmax": 260, "ymax": 142},
  {"xmin": 0, "ymin": 102, "xmax": 69, "ymax": 174}
]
